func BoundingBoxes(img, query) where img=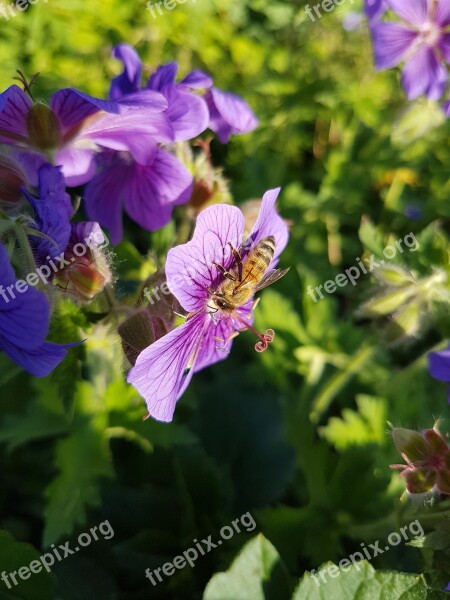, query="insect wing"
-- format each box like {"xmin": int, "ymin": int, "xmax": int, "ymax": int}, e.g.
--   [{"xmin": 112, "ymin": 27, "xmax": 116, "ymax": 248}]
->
[{"xmin": 254, "ymin": 267, "xmax": 290, "ymax": 292}]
